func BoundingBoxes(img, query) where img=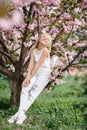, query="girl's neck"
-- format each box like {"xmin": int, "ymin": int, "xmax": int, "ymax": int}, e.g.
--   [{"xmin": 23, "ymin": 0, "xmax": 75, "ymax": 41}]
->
[{"xmin": 37, "ymin": 46, "xmax": 45, "ymax": 50}]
